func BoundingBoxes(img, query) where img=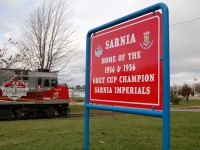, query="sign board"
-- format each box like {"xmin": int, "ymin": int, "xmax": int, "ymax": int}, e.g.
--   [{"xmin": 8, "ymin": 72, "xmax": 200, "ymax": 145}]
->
[
  {"xmin": 90, "ymin": 12, "xmax": 162, "ymax": 110},
  {"xmin": 0, "ymin": 77, "xmax": 29, "ymax": 101},
  {"xmin": 85, "ymin": 3, "xmax": 170, "ymax": 150}
]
